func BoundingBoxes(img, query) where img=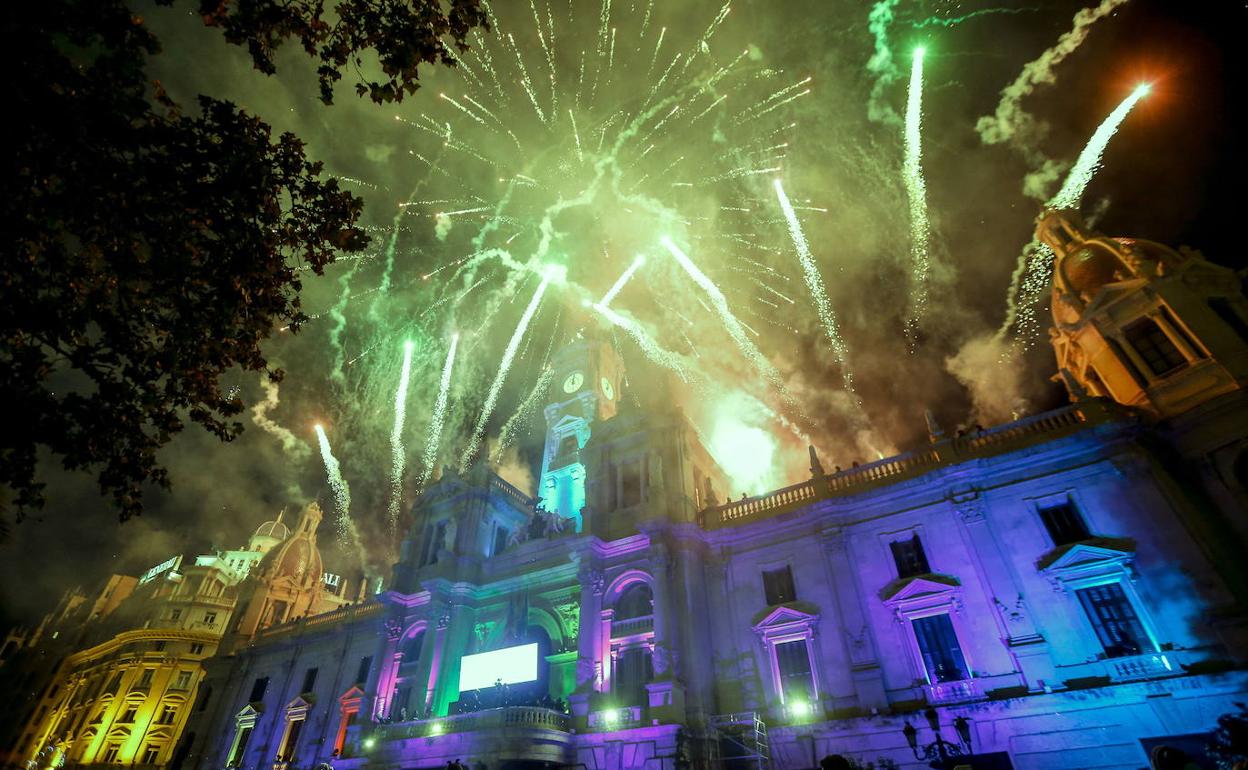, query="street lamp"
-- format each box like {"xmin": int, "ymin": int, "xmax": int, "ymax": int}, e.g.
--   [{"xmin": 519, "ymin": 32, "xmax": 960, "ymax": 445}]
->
[{"xmin": 902, "ymin": 708, "xmax": 972, "ymax": 769}]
